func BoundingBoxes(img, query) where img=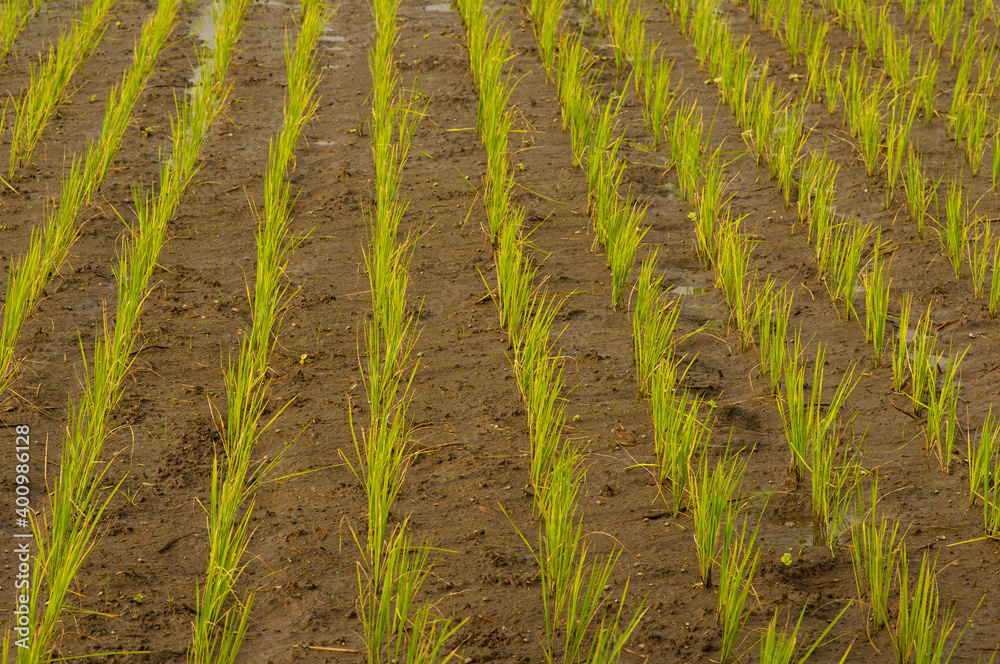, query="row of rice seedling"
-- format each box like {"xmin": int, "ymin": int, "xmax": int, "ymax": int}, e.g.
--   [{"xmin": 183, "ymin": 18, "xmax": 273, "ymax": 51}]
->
[
  {"xmin": 6, "ymin": 0, "xmax": 117, "ymax": 176},
  {"xmin": 745, "ymin": 0, "xmax": 1000, "ymax": 309},
  {"xmin": 0, "ymin": 0, "xmax": 40, "ymax": 59},
  {"xmin": 676, "ymin": 0, "xmax": 877, "ymax": 551},
  {"xmin": 187, "ymin": 2, "xmax": 328, "ymax": 661},
  {"xmin": 347, "ymin": 1, "xmax": 464, "ymax": 661},
  {"xmin": 567, "ymin": 6, "xmax": 819, "ymax": 659},
  {"xmin": 15, "ymin": 0, "xmax": 246, "ymax": 660},
  {"xmin": 0, "ymin": 0, "xmax": 180, "ymax": 404},
  {"xmin": 677, "ymin": 1, "xmax": 993, "ymax": 652},
  {"xmin": 461, "ymin": 5, "xmax": 650, "ymax": 661}
]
